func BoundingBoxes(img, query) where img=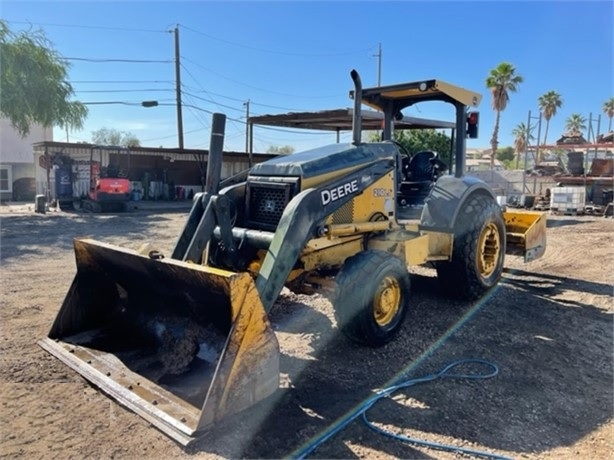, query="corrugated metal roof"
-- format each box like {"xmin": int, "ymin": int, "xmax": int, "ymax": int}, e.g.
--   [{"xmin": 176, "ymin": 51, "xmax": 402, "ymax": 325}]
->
[
  {"xmin": 248, "ymin": 108, "xmax": 455, "ymax": 131},
  {"xmin": 31, "ymin": 141, "xmax": 273, "ymax": 160}
]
